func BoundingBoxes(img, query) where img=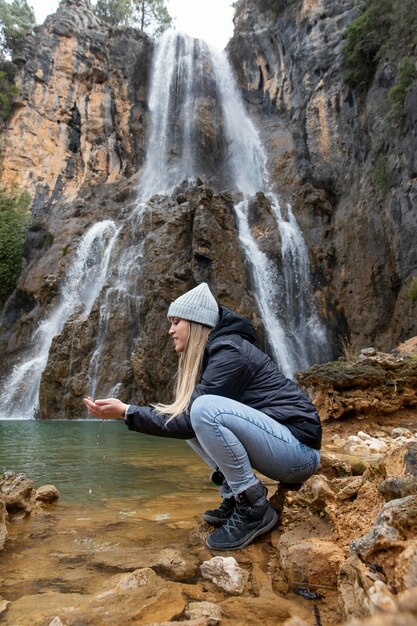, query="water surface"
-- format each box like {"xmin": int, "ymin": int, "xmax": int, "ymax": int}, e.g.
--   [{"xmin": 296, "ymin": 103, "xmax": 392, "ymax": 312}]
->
[{"xmin": 0, "ymin": 419, "xmax": 209, "ymax": 503}]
